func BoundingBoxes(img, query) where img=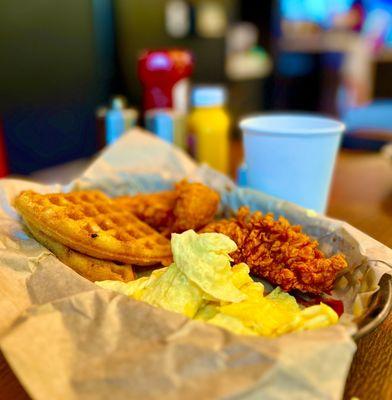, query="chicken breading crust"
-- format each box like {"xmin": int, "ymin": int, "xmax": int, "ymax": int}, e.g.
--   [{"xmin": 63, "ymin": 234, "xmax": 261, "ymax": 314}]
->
[{"xmin": 202, "ymin": 207, "xmax": 347, "ymax": 294}]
